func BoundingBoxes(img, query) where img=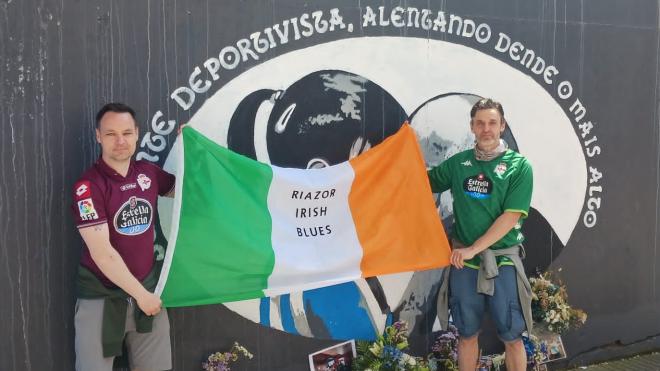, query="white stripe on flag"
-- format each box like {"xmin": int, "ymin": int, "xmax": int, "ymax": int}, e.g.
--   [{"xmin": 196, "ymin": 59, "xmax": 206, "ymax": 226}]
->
[
  {"xmin": 265, "ymin": 163, "xmax": 363, "ymax": 296},
  {"xmin": 155, "ymin": 138, "xmax": 185, "ymax": 297}
]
